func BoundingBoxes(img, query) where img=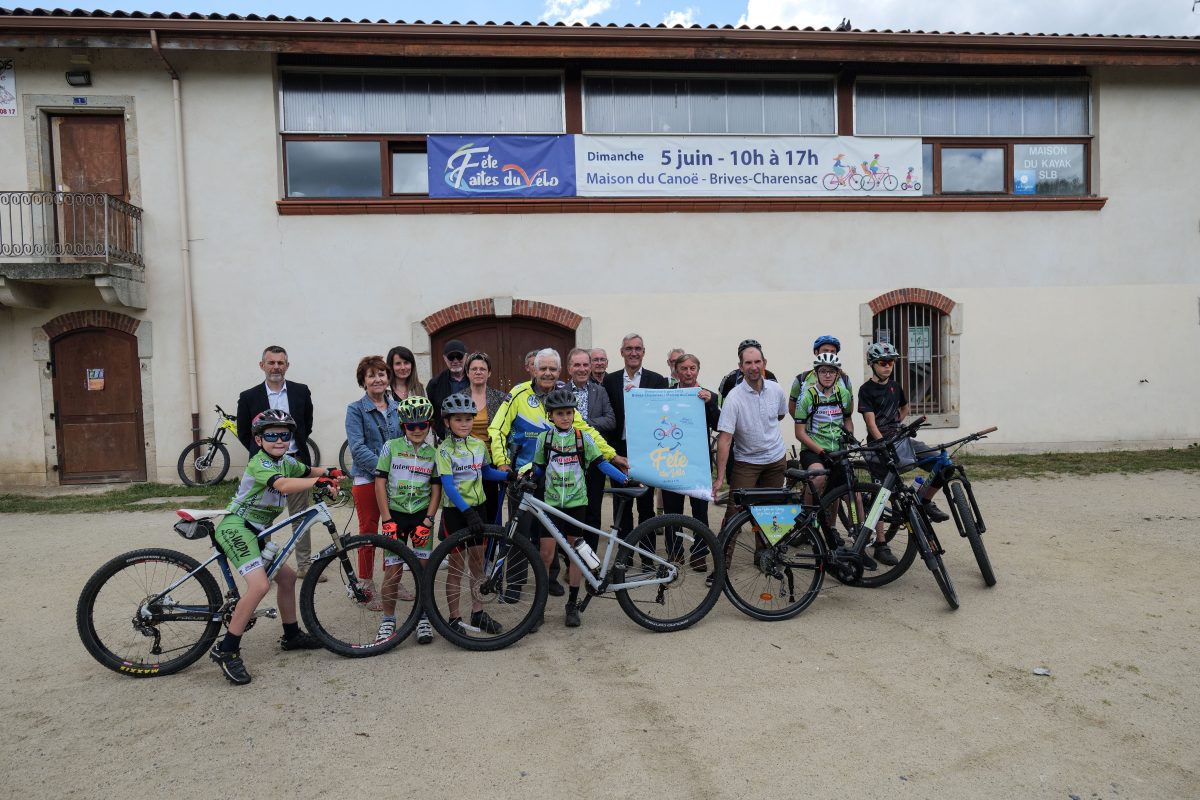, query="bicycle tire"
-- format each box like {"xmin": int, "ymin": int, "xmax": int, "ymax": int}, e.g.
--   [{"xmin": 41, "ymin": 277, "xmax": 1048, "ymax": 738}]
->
[
  {"xmin": 882, "ymin": 174, "xmax": 899, "ymax": 191},
  {"xmin": 338, "ymin": 440, "xmax": 352, "ymax": 475},
  {"xmin": 305, "ymin": 439, "xmax": 322, "ymax": 466},
  {"xmin": 822, "ymin": 173, "xmax": 840, "ymax": 191},
  {"xmin": 909, "ymin": 505, "xmax": 959, "ymax": 610},
  {"xmin": 77, "ymin": 548, "xmax": 223, "ymax": 677},
  {"xmin": 718, "ymin": 509, "xmax": 826, "ymax": 621},
  {"xmin": 949, "ymin": 481, "xmax": 996, "ymax": 587},
  {"xmin": 819, "ymin": 482, "xmax": 916, "ymax": 588},
  {"xmin": 299, "ymin": 534, "xmax": 422, "ymax": 657},
  {"xmin": 176, "ymin": 438, "xmax": 230, "ymax": 486},
  {"xmin": 614, "ymin": 514, "xmax": 724, "ymax": 632},
  {"xmin": 421, "ymin": 526, "xmax": 547, "ymax": 651}
]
